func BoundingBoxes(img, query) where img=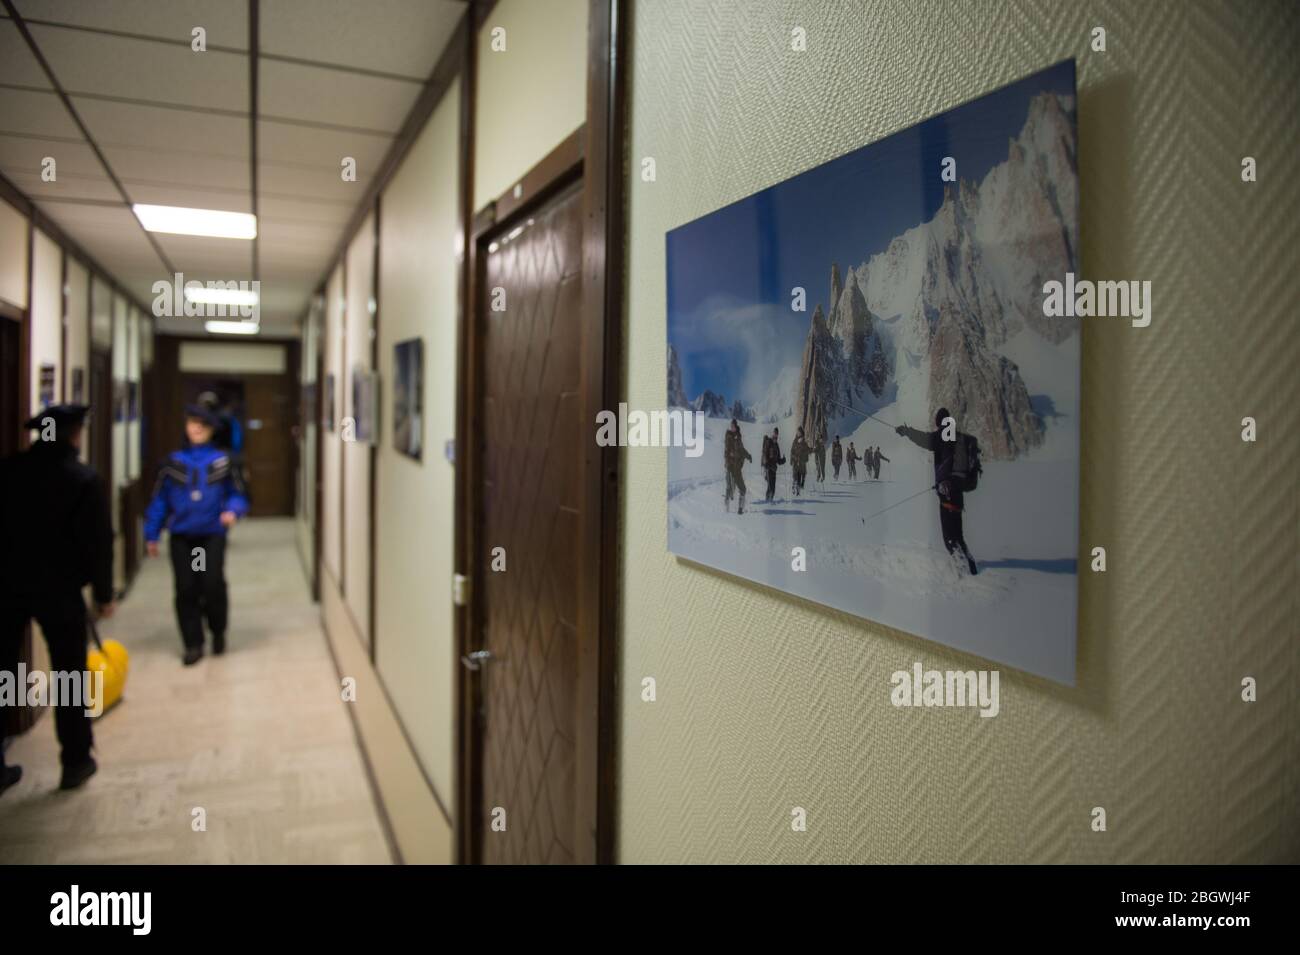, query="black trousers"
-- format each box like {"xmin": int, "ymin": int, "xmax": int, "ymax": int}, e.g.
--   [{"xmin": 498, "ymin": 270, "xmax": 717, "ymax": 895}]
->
[
  {"xmin": 169, "ymin": 534, "xmax": 228, "ymax": 650},
  {"xmin": 0, "ymin": 595, "xmax": 93, "ymax": 768},
  {"xmin": 764, "ymin": 467, "xmax": 778, "ymax": 501},
  {"xmin": 938, "ymin": 490, "xmax": 978, "ymax": 573}
]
